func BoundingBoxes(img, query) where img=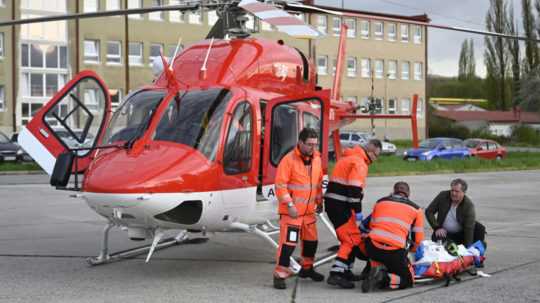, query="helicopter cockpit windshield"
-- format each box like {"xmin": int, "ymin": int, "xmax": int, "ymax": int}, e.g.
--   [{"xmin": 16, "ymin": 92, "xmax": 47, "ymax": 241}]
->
[
  {"xmin": 102, "ymin": 90, "xmax": 167, "ymax": 145},
  {"xmin": 153, "ymin": 88, "xmax": 232, "ymax": 161}
]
